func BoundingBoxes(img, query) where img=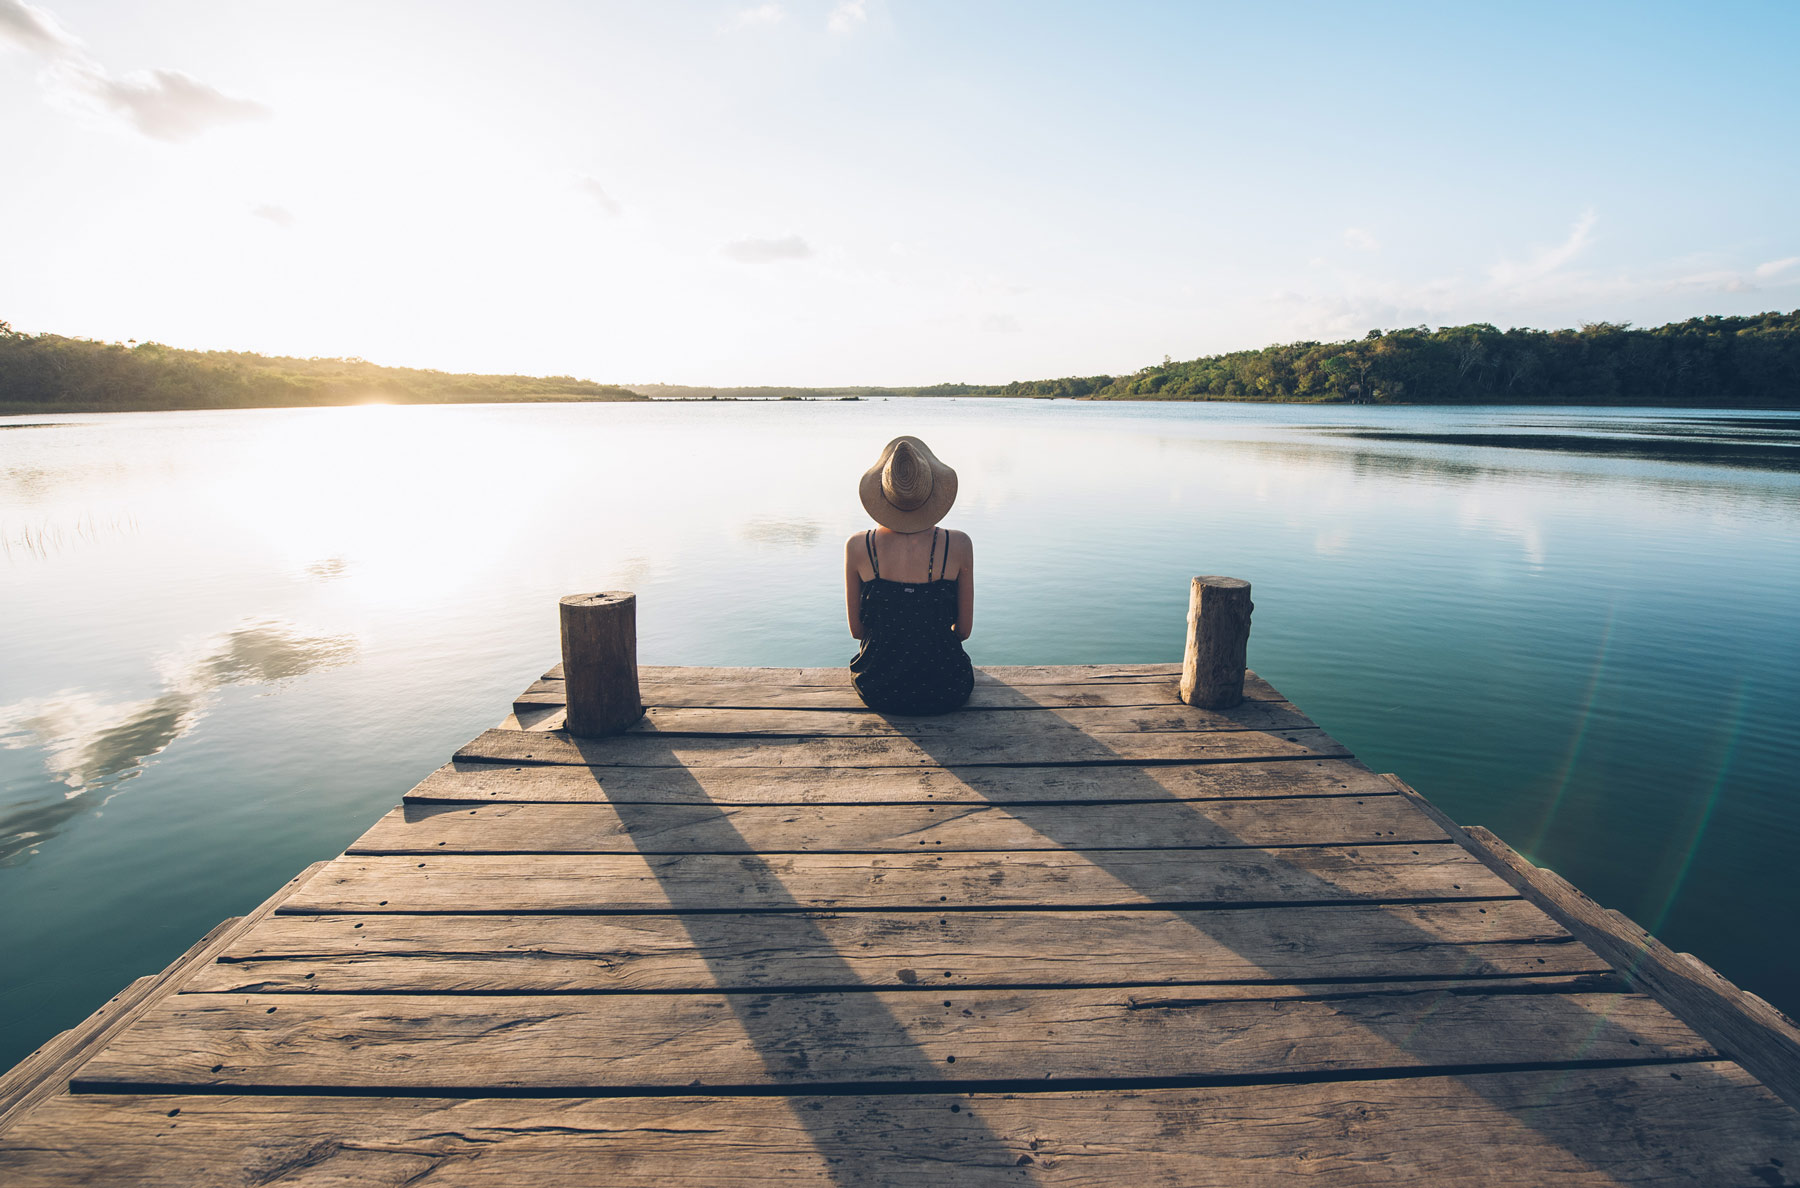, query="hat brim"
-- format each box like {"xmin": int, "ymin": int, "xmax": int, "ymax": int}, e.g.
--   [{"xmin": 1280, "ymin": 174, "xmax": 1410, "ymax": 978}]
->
[{"xmin": 859, "ymin": 436, "xmax": 958, "ymax": 532}]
